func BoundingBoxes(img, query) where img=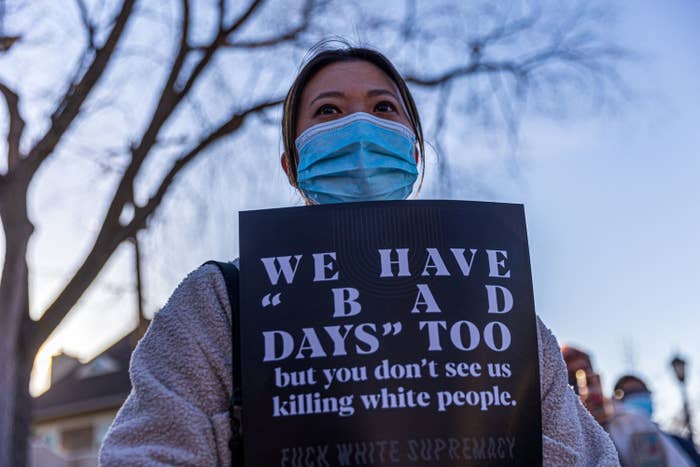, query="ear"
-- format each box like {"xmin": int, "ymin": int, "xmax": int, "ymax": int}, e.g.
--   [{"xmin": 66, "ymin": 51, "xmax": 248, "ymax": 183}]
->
[
  {"xmin": 414, "ymin": 145, "xmax": 419, "ymax": 164},
  {"xmin": 281, "ymin": 153, "xmax": 290, "ymax": 177}
]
